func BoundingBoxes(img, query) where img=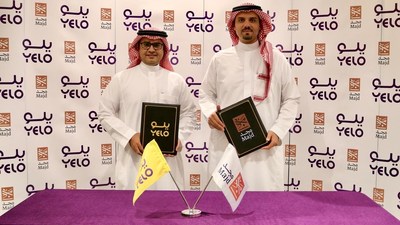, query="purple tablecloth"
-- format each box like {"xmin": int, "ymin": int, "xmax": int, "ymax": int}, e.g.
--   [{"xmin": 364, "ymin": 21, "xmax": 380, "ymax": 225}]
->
[{"xmin": 0, "ymin": 189, "xmax": 399, "ymax": 225}]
